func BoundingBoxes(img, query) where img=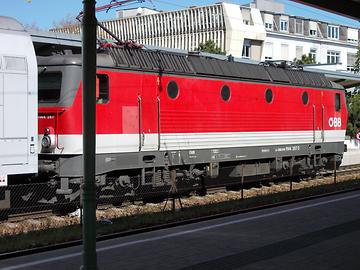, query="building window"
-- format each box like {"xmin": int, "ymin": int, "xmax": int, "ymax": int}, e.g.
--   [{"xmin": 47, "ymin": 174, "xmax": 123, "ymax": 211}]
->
[
  {"xmin": 309, "ymin": 48, "xmax": 317, "ymax": 62},
  {"xmin": 327, "ymin": 51, "xmax": 341, "ymax": 64},
  {"xmin": 327, "ymin": 25, "xmax": 339, "ymax": 39},
  {"xmin": 264, "ymin": 42, "xmax": 273, "ymax": 60},
  {"xmin": 280, "ymin": 20, "xmax": 288, "ymax": 32},
  {"xmin": 281, "ymin": 44, "xmax": 289, "ymax": 60},
  {"xmin": 295, "ymin": 19, "xmax": 303, "ymax": 34},
  {"xmin": 309, "ymin": 29, "xmax": 317, "ymax": 36},
  {"xmin": 296, "ymin": 46, "xmax": 303, "ymax": 60},
  {"xmin": 347, "ymin": 28, "xmax": 358, "ymax": 43},
  {"xmin": 242, "ymin": 40, "xmax": 251, "ymax": 58},
  {"xmin": 347, "ymin": 53, "xmax": 356, "ymax": 72},
  {"xmin": 309, "ymin": 21, "xmax": 318, "ymax": 37},
  {"xmin": 265, "ymin": 22, "xmax": 273, "ymax": 30},
  {"xmin": 221, "ymin": 85, "xmax": 231, "ymax": 102}
]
